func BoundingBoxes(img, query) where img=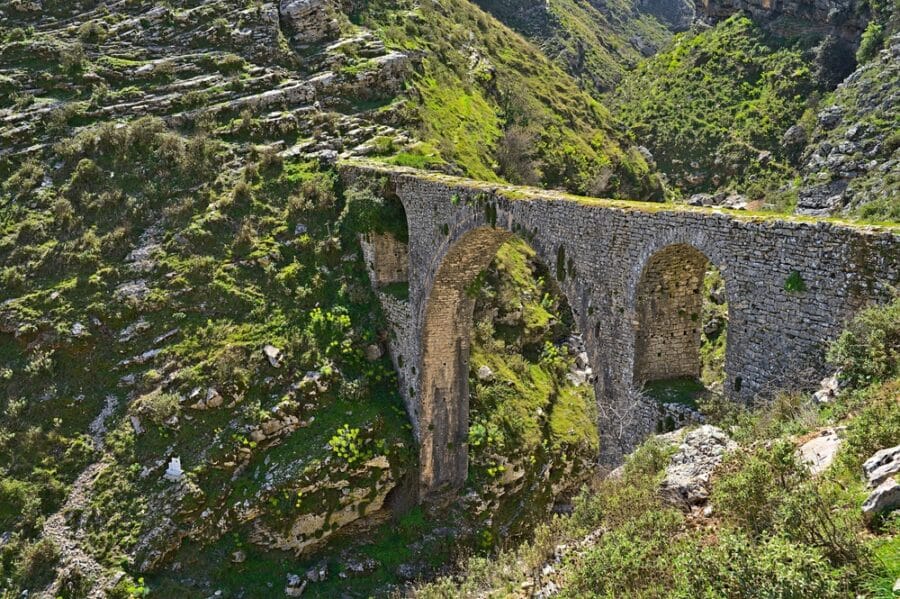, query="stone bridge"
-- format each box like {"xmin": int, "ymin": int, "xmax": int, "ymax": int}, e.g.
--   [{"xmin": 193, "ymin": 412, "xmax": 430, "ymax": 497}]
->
[{"xmin": 340, "ymin": 160, "xmax": 900, "ymax": 499}]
